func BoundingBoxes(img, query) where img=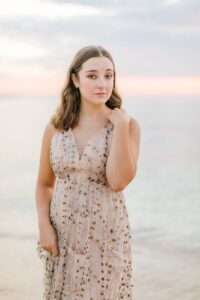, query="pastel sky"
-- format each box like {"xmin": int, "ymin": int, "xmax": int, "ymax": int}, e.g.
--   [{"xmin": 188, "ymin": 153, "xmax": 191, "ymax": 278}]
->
[{"xmin": 0, "ymin": 0, "xmax": 200, "ymax": 97}]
